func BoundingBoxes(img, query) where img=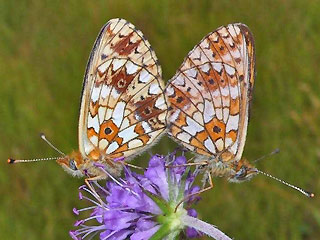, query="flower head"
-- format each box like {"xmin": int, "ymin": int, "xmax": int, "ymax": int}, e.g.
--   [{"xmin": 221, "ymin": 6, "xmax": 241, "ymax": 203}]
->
[{"xmin": 70, "ymin": 153, "xmax": 201, "ymax": 240}]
